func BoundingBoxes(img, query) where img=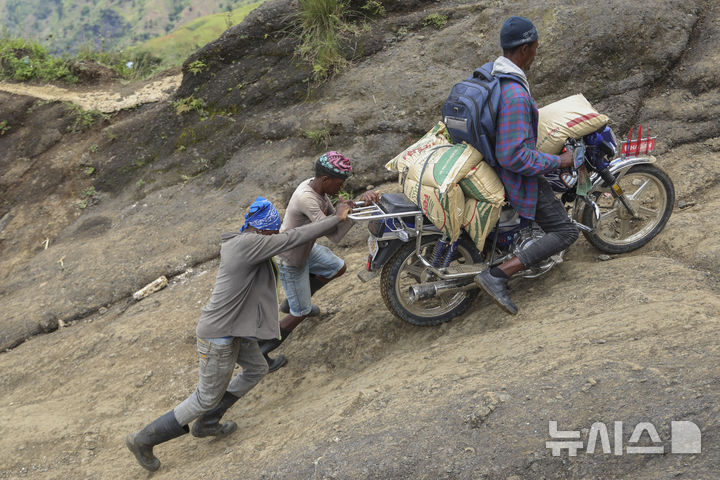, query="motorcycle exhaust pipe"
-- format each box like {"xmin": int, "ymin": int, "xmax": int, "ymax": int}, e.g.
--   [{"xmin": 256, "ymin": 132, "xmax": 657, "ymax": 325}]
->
[{"xmin": 408, "ymin": 278, "xmax": 475, "ymax": 304}]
